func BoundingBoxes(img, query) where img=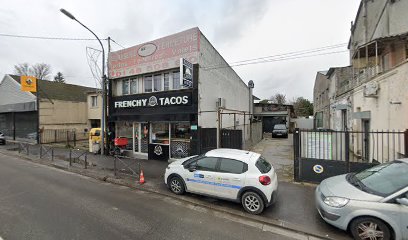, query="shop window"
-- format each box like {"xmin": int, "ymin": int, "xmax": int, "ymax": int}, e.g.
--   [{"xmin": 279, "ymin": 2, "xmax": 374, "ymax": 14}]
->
[
  {"xmin": 173, "ymin": 71, "xmax": 180, "ymax": 90},
  {"xmin": 116, "ymin": 121, "xmax": 133, "ymax": 150},
  {"xmin": 130, "ymin": 79, "xmax": 138, "ymax": 94},
  {"xmin": 171, "ymin": 123, "xmax": 190, "ymax": 140},
  {"xmin": 154, "ymin": 75, "xmax": 162, "ymax": 92},
  {"xmin": 151, "ymin": 122, "xmax": 169, "ymax": 144},
  {"xmin": 171, "ymin": 123, "xmax": 191, "ymax": 159},
  {"xmin": 164, "ymin": 73, "xmax": 170, "ymax": 91},
  {"xmin": 144, "ymin": 76, "xmax": 152, "ymax": 92},
  {"xmin": 122, "ymin": 79, "xmax": 130, "ymax": 95}
]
